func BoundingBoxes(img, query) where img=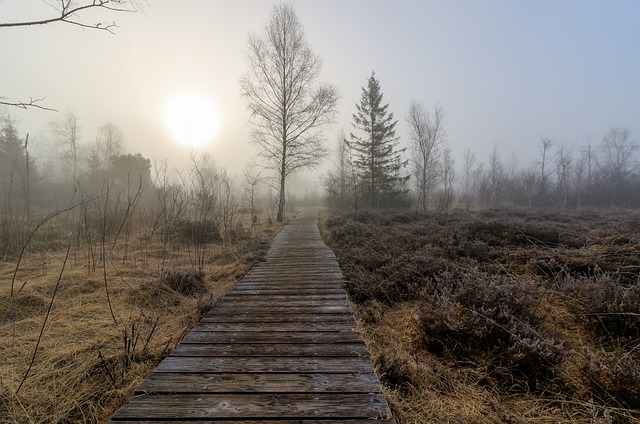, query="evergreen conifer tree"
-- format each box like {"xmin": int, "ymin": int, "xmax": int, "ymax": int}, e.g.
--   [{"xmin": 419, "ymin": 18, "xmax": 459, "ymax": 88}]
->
[{"xmin": 349, "ymin": 72, "xmax": 409, "ymax": 207}]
